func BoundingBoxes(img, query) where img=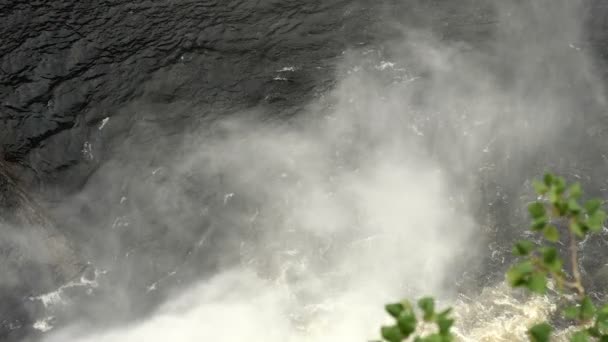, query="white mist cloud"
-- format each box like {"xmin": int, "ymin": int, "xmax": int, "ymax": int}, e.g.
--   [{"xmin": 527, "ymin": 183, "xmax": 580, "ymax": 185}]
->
[
  {"xmin": 43, "ymin": 0, "xmax": 607, "ymax": 341},
  {"xmin": 44, "ymin": 57, "xmax": 480, "ymax": 341}
]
